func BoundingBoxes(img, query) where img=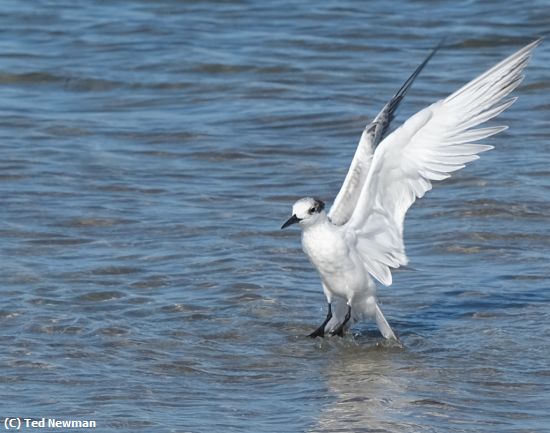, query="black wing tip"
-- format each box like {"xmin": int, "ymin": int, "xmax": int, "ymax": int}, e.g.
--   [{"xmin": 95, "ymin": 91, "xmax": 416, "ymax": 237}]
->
[
  {"xmin": 373, "ymin": 38, "xmax": 445, "ymax": 142},
  {"xmin": 393, "ymin": 37, "xmax": 447, "ymax": 99}
]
